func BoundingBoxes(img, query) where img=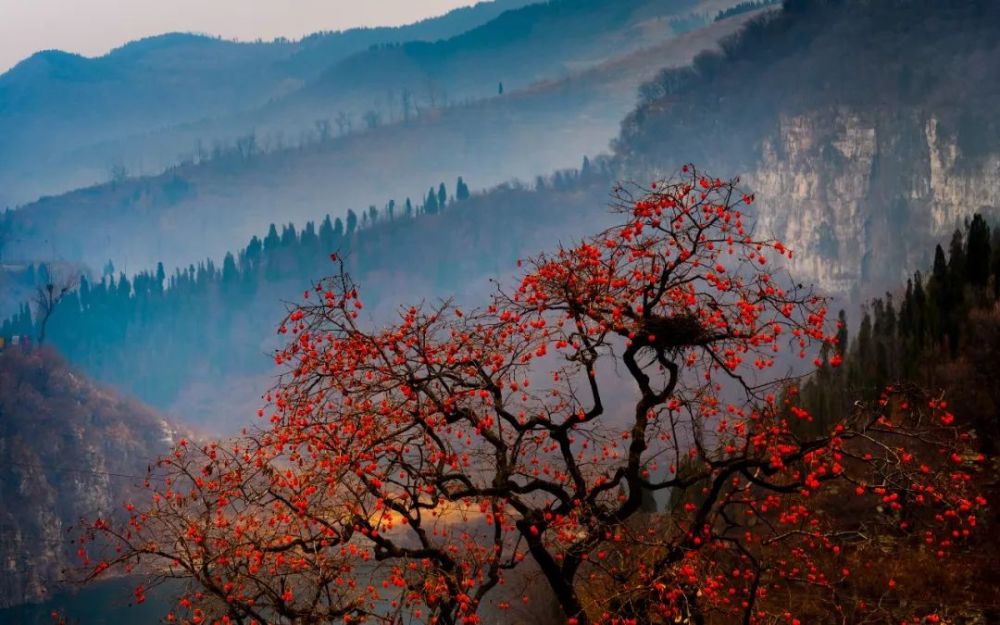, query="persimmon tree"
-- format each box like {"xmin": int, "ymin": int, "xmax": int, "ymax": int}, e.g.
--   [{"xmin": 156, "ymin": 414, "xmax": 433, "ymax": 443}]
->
[{"xmin": 82, "ymin": 166, "xmax": 987, "ymax": 625}]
